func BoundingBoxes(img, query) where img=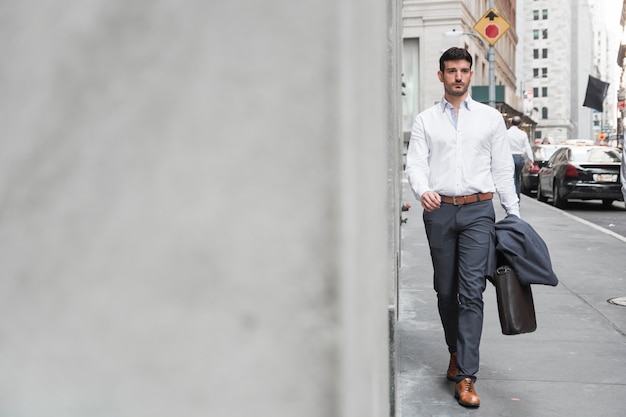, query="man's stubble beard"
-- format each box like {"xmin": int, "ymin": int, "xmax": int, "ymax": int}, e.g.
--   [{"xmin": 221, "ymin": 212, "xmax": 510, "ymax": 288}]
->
[{"xmin": 445, "ymin": 84, "xmax": 469, "ymax": 97}]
